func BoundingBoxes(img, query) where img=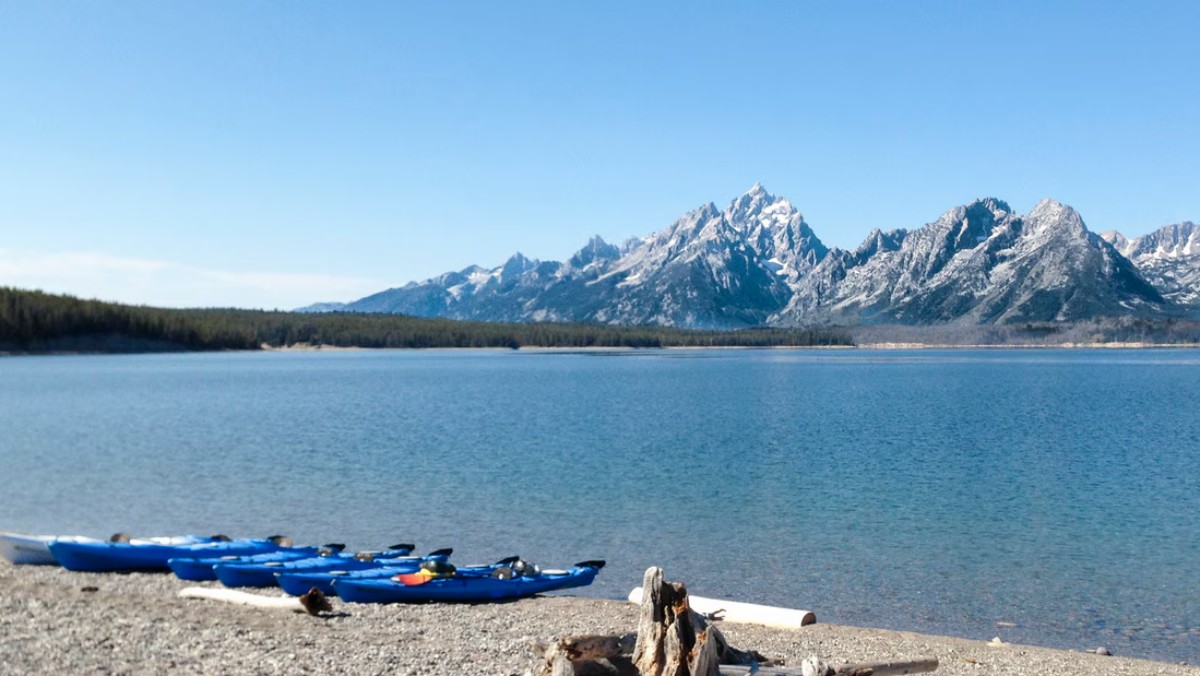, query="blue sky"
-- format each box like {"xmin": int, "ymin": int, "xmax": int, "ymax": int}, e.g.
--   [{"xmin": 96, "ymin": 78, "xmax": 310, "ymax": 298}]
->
[{"xmin": 1, "ymin": 1, "xmax": 1197, "ymax": 308}]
